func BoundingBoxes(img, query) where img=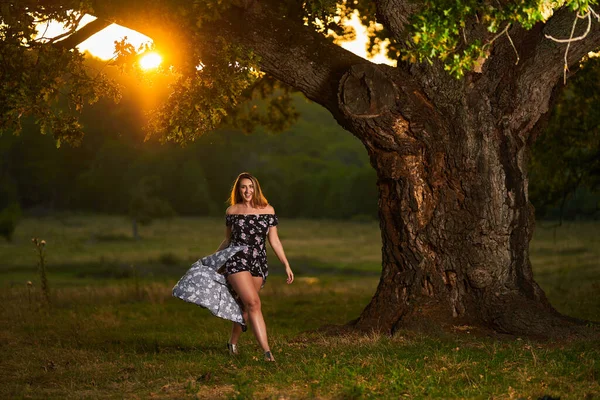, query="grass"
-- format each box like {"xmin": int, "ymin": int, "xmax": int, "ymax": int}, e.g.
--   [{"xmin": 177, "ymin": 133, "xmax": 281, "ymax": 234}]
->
[
  {"xmin": 0, "ymin": 214, "xmax": 382, "ymax": 285},
  {"xmin": 529, "ymin": 221, "xmax": 600, "ymax": 321},
  {"xmin": 0, "ymin": 215, "xmax": 599, "ymax": 399}
]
